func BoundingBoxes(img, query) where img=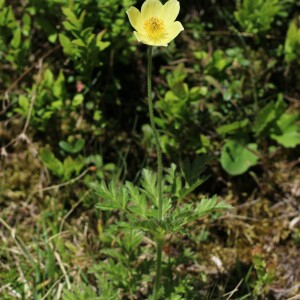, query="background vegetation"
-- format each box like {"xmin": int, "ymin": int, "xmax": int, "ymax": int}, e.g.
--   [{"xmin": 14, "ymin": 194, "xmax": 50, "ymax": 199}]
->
[{"xmin": 1, "ymin": 0, "xmax": 300, "ymax": 299}]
